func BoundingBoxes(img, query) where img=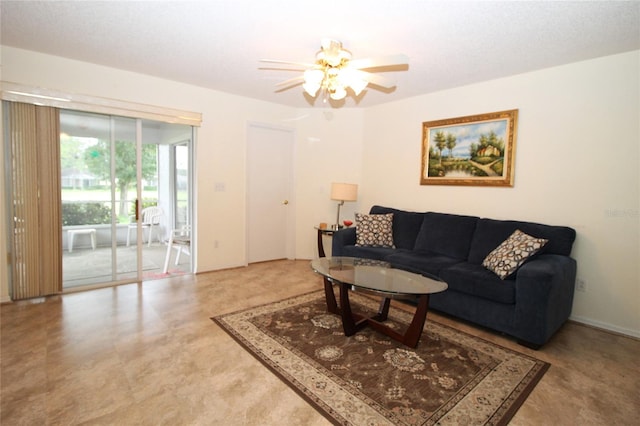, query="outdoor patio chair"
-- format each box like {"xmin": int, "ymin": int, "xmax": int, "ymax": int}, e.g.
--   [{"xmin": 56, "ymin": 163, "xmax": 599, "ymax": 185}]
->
[
  {"xmin": 126, "ymin": 206, "xmax": 163, "ymax": 247},
  {"xmin": 163, "ymin": 225, "xmax": 191, "ymax": 273}
]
